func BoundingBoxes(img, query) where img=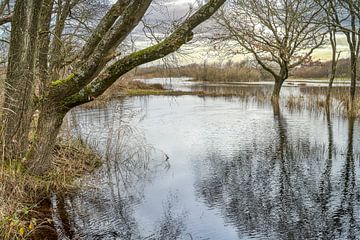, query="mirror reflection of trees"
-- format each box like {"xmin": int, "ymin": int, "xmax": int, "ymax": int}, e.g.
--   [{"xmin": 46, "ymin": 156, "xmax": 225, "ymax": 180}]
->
[
  {"xmin": 194, "ymin": 108, "xmax": 360, "ymax": 239},
  {"xmin": 331, "ymin": 117, "xmax": 358, "ymax": 240},
  {"xmin": 53, "ymin": 105, "xmax": 189, "ymax": 239}
]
